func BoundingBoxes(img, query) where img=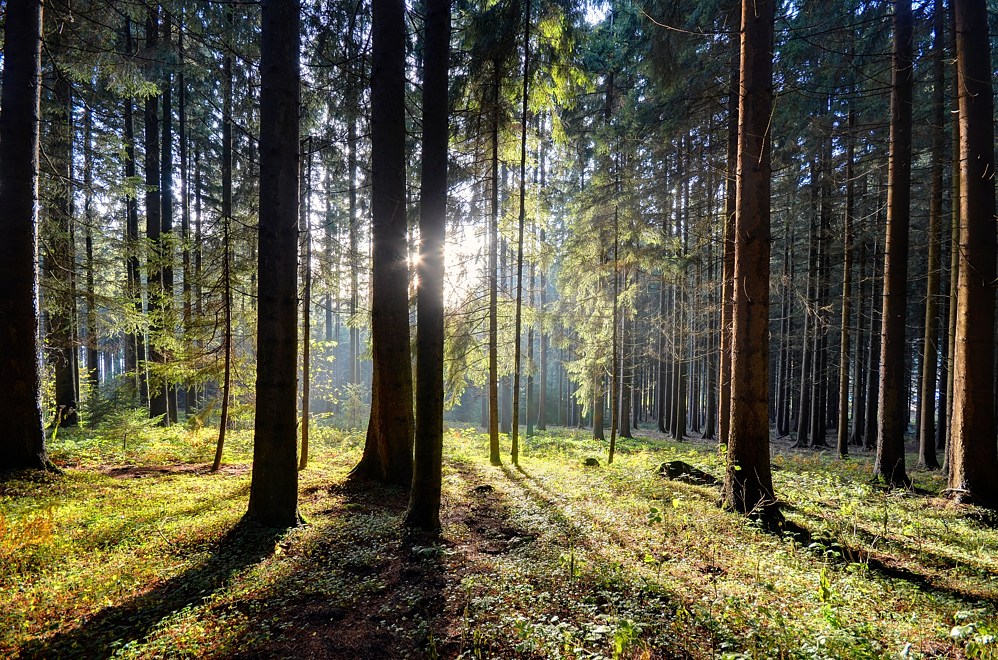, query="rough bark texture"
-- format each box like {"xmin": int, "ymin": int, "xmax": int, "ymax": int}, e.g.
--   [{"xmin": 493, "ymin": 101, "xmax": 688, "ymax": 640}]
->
[
  {"xmin": 836, "ymin": 108, "xmax": 854, "ymax": 458},
  {"xmin": 44, "ymin": 70, "xmax": 78, "ymax": 429},
  {"xmin": 247, "ymin": 0, "xmax": 301, "ymax": 527},
  {"xmin": 718, "ymin": 23, "xmax": 739, "ymax": 447},
  {"xmin": 352, "ymin": 0, "xmax": 414, "ymax": 486},
  {"xmin": 917, "ymin": 0, "xmax": 944, "ymax": 470},
  {"xmin": 723, "ymin": 0, "xmax": 778, "ymax": 523},
  {"xmin": 488, "ymin": 71, "xmax": 501, "ymax": 465},
  {"xmin": 0, "ymin": 0, "xmax": 48, "ymax": 470},
  {"xmin": 874, "ymin": 0, "xmax": 913, "ymax": 488},
  {"xmin": 405, "ymin": 0, "xmax": 449, "ymax": 531},
  {"xmin": 948, "ymin": 0, "xmax": 997, "ymax": 508},
  {"xmin": 145, "ymin": 10, "xmax": 169, "ymax": 423}
]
